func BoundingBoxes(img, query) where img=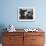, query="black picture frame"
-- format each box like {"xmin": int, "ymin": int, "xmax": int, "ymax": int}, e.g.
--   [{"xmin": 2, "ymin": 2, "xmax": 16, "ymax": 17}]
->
[{"xmin": 18, "ymin": 7, "xmax": 35, "ymax": 21}]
